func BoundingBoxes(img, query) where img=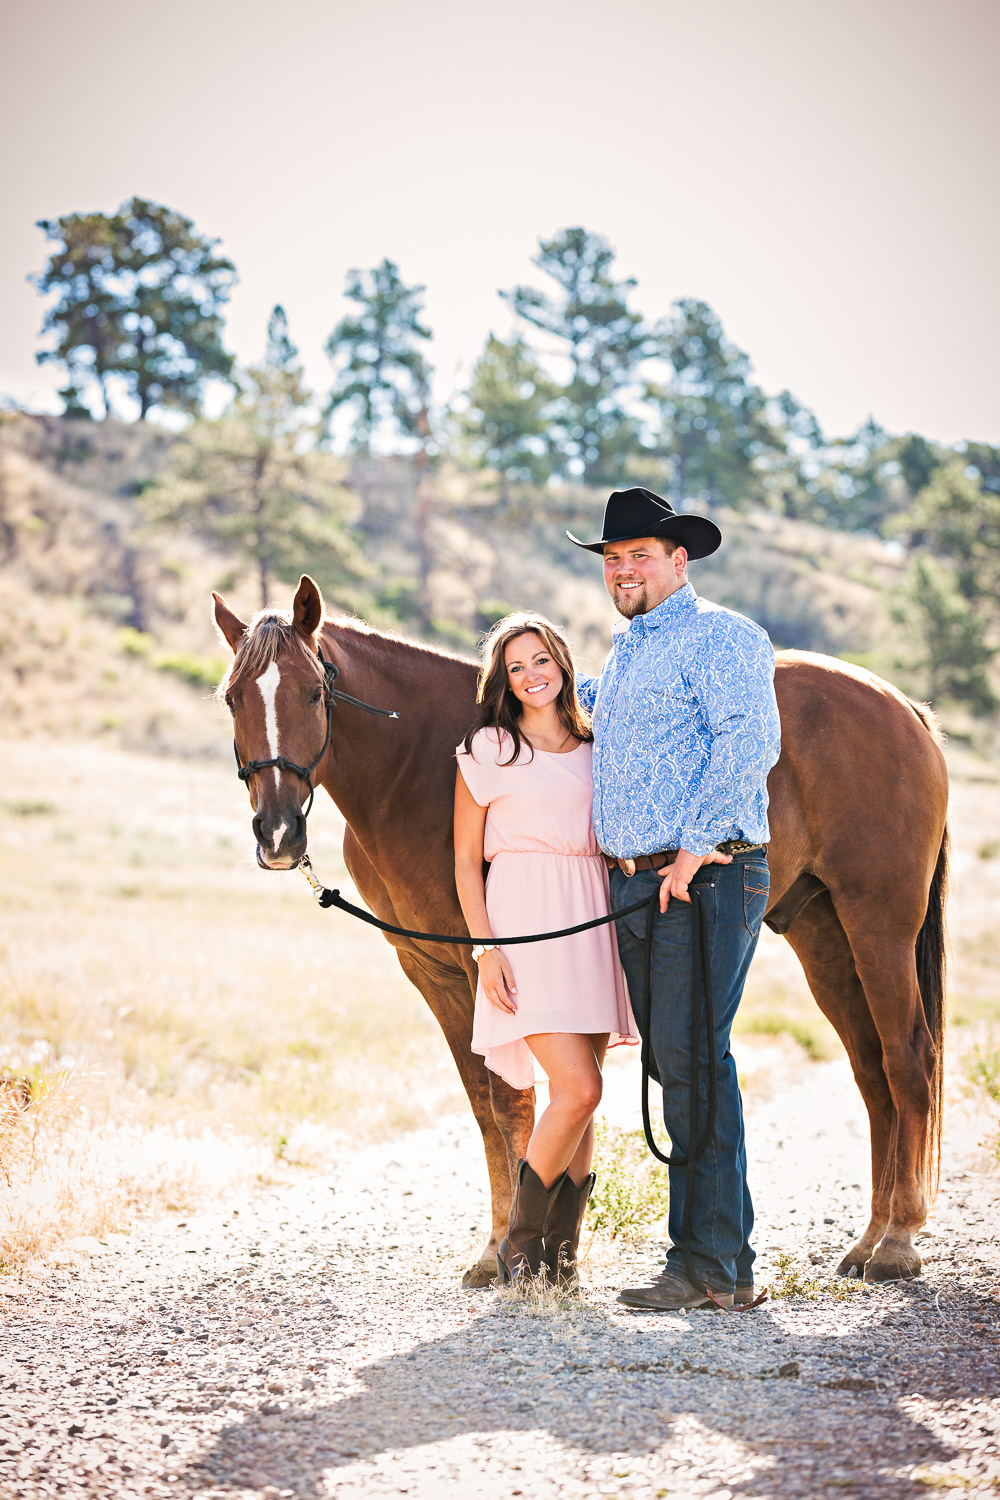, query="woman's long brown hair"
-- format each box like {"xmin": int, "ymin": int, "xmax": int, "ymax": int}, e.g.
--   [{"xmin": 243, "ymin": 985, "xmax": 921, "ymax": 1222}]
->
[{"xmin": 462, "ymin": 613, "xmax": 592, "ymax": 765}]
